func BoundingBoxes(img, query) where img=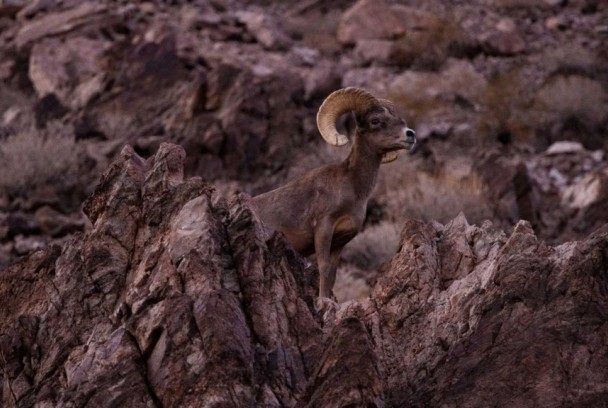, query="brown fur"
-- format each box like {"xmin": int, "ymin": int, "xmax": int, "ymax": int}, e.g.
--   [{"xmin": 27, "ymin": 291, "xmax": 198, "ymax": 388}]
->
[{"xmin": 252, "ymin": 102, "xmax": 415, "ymax": 302}]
